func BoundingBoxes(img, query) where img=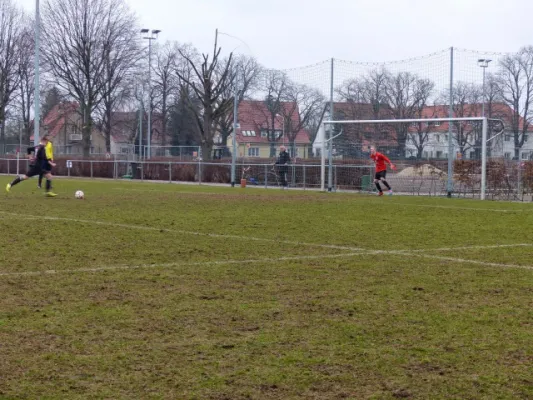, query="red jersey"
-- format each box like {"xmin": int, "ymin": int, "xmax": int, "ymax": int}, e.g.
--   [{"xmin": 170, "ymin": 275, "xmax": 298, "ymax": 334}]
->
[{"xmin": 371, "ymin": 152, "xmax": 391, "ymax": 172}]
